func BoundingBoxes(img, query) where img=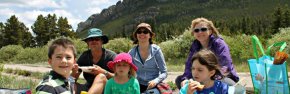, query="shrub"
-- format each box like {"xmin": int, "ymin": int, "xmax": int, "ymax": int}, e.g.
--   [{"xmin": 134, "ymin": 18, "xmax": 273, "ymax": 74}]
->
[
  {"xmin": 47, "ymin": 37, "xmax": 87, "ymax": 58},
  {"xmin": 14, "ymin": 47, "xmax": 47, "ymax": 64},
  {"xmin": 0, "ymin": 64, "xmax": 3, "ymax": 77},
  {"xmin": 0, "ymin": 45, "xmax": 23, "ymax": 63},
  {"xmin": 222, "ymin": 34, "xmax": 253, "ymax": 62},
  {"xmin": 104, "ymin": 38, "xmax": 133, "ymax": 53},
  {"xmin": 267, "ymin": 28, "xmax": 290, "ymax": 54},
  {"xmin": 267, "ymin": 28, "xmax": 290, "ymax": 63},
  {"xmin": 71, "ymin": 38, "xmax": 87, "ymax": 57},
  {"xmin": 159, "ymin": 29, "xmax": 194, "ymax": 61}
]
